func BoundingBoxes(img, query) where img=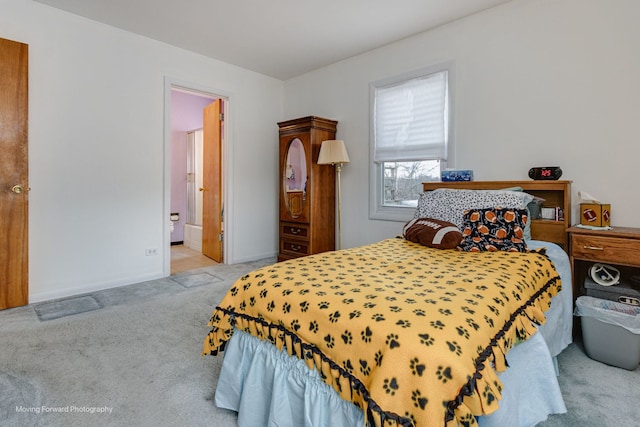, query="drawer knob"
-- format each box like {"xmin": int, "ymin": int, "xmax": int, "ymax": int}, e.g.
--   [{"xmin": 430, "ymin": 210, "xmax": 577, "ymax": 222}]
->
[
  {"xmin": 291, "ymin": 245, "xmax": 301, "ymax": 252},
  {"xmin": 583, "ymin": 245, "xmax": 604, "ymax": 251},
  {"xmin": 290, "ymin": 227, "xmax": 300, "ymax": 234}
]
